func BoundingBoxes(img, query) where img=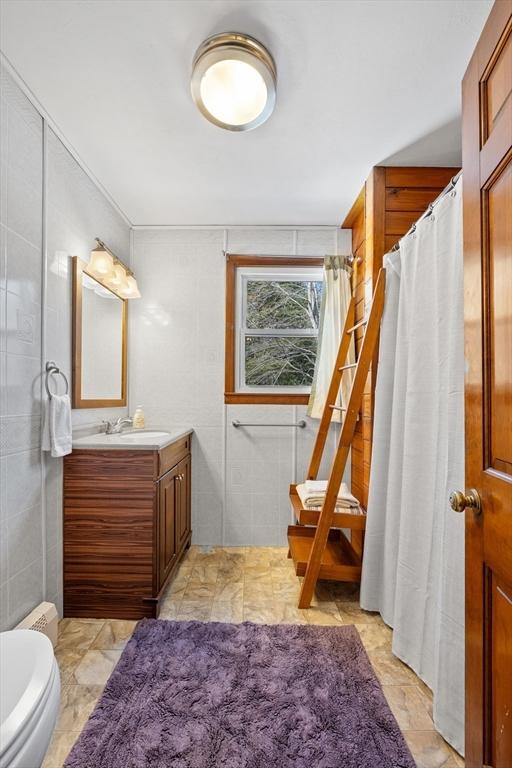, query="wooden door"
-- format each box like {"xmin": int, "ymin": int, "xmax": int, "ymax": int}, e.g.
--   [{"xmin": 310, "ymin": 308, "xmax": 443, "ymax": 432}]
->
[
  {"xmin": 462, "ymin": 2, "xmax": 512, "ymax": 765},
  {"xmin": 176, "ymin": 455, "xmax": 191, "ymax": 551},
  {"xmin": 158, "ymin": 466, "xmax": 178, "ymax": 588}
]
